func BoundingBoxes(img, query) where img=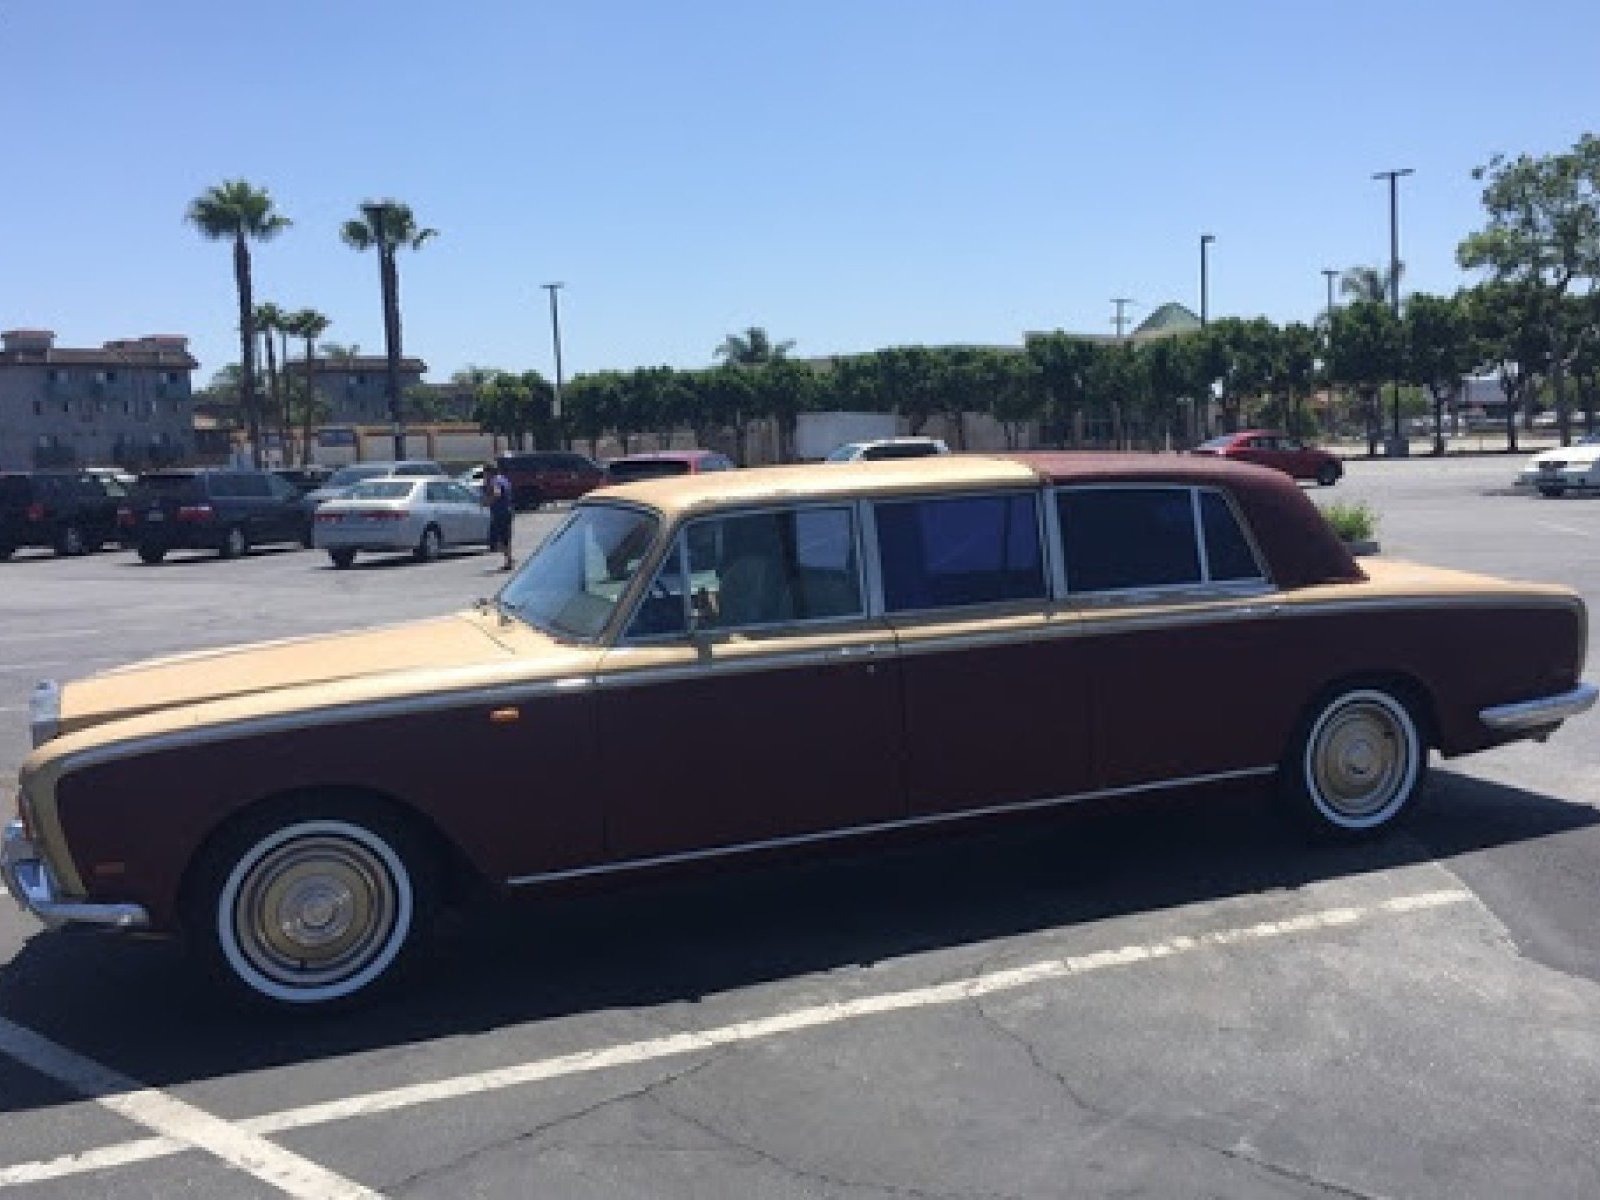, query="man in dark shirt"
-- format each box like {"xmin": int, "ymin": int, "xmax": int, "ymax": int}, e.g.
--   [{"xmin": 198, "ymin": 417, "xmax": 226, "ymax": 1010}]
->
[{"xmin": 482, "ymin": 462, "xmax": 516, "ymax": 570}]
